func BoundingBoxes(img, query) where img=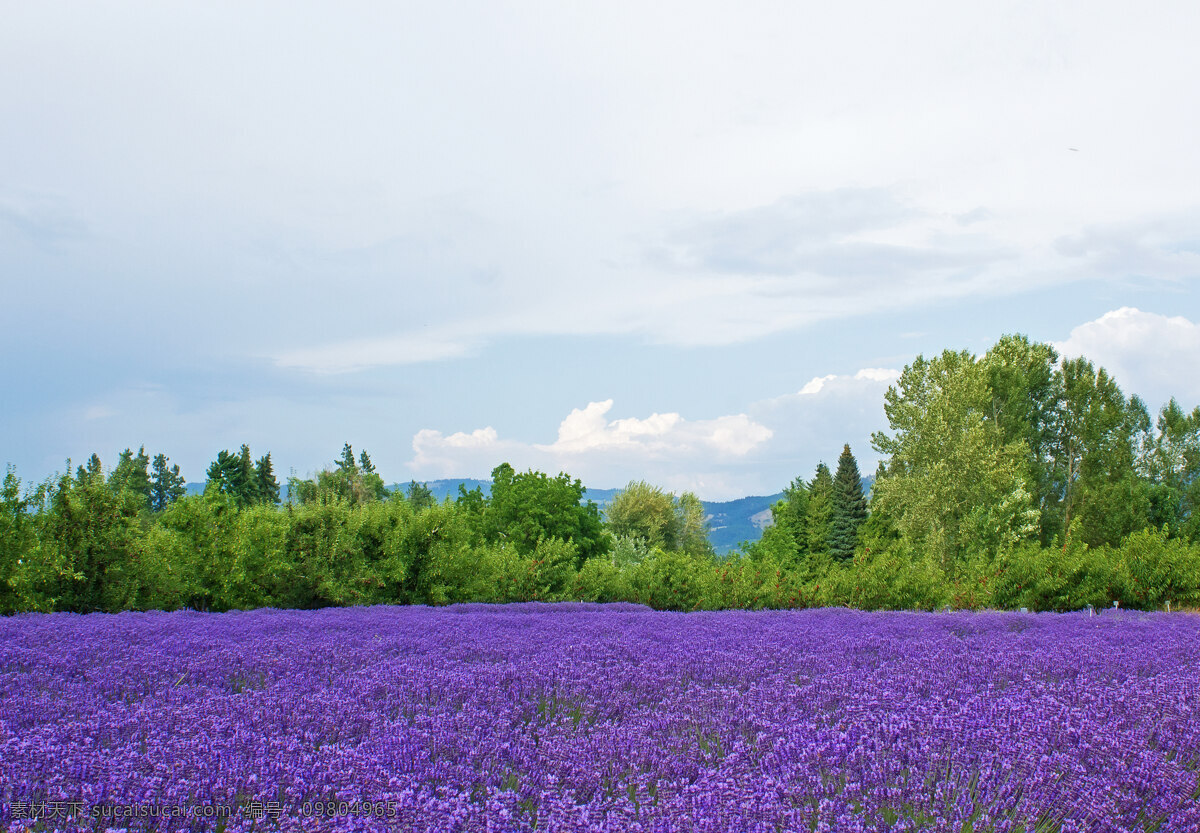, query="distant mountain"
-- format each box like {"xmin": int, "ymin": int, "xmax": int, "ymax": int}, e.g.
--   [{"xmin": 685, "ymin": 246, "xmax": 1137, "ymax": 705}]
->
[
  {"xmin": 703, "ymin": 493, "xmax": 785, "ymax": 554},
  {"xmin": 183, "ymin": 475, "xmax": 875, "ymax": 555}
]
